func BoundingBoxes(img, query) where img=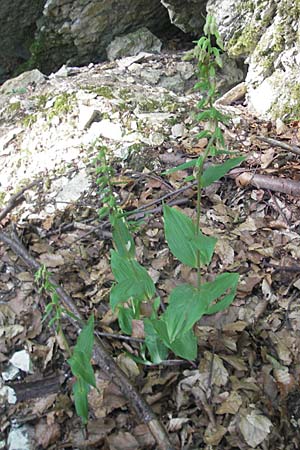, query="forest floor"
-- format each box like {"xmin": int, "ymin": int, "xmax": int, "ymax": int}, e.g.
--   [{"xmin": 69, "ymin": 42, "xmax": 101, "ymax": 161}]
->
[{"xmin": 1, "ymin": 55, "xmax": 300, "ymax": 450}]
